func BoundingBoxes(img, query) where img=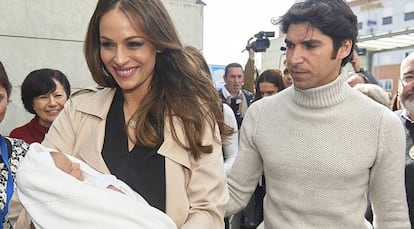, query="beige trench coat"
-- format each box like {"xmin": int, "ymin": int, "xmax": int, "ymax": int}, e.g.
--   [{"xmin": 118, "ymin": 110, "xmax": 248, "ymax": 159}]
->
[{"xmin": 16, "ymin": 86, "xmax": 228, "ymax": 229}]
